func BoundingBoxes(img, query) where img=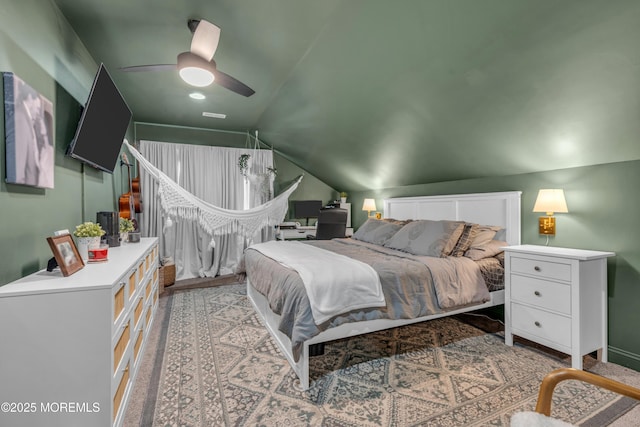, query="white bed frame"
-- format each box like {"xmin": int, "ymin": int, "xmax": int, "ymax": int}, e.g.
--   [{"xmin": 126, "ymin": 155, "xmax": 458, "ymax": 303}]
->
[{"xmin": 247, "ymin": 191, "xmax": 521, "ymax": 390}]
